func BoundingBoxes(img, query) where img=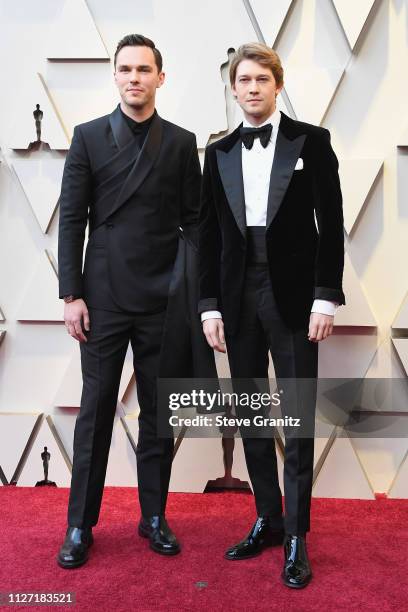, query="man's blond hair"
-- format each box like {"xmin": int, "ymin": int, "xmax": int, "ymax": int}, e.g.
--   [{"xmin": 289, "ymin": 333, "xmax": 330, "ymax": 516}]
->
[{"xmin": 229, "ymin": 42, "xmax": 284, "ymax": 88}]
